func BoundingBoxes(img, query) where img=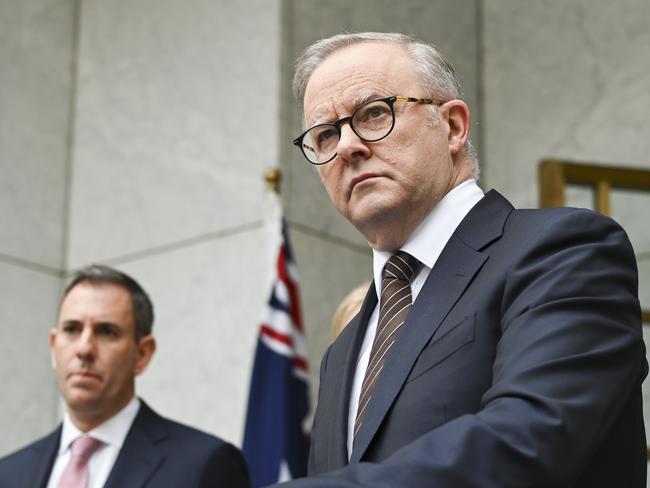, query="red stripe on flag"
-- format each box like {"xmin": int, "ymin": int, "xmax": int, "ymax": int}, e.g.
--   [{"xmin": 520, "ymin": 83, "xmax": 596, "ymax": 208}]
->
[
  {"xmin": 293, "ymin": 356, "xmax": 308, "ymax": 371},
  {"xmin": 260, "ymin": 324, "xmax": 293, "ymax": 347},
  {"xmin": 278, "ymin": 247, "xmax": 305, "ymax": 332}
]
